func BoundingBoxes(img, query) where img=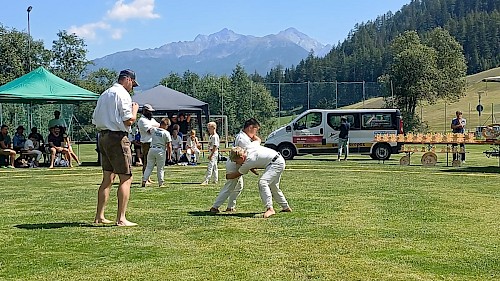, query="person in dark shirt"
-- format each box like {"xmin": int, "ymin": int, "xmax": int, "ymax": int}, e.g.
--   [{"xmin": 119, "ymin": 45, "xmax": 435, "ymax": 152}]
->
[
  {"xmin": 177, "ymin": 113, "xmax": 191, "ymax": 136},
  {"xmin": 28, "ymin": 127, "xmax": 45, "ymax": 152},
  {"xmin": 47, "ymin": 126, "xmax": 71, "ymax": 168},
  {"xmin": 12, "ymin": 126, "xmax": 27, "ymax": 152},
  {"xmin": 450, "ymin": 110, "xmax": 466, "ymax": 162},
  {"xmin": 338, "ymin": 116, "xmax": 350, "ymax": 161}
]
